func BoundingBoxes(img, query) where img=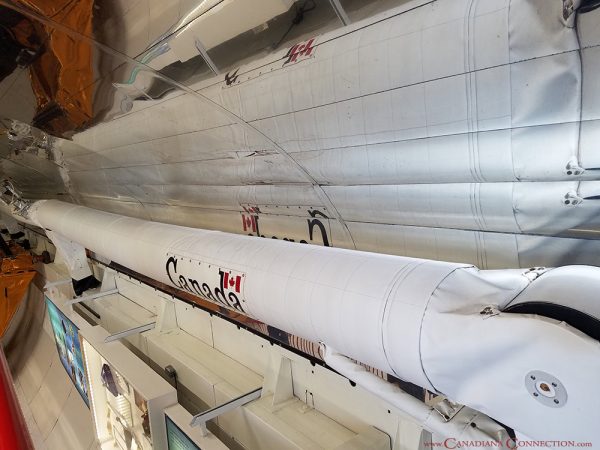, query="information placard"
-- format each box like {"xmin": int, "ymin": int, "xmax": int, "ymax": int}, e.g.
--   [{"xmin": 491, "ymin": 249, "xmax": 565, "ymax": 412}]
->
[
  {"xmin": 166, "ymin": 415, "xmax": 200, "ymax": 450},
  {"xmin": 46, "ymin": 297, "xmax": 89, "ymax": 406}
]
